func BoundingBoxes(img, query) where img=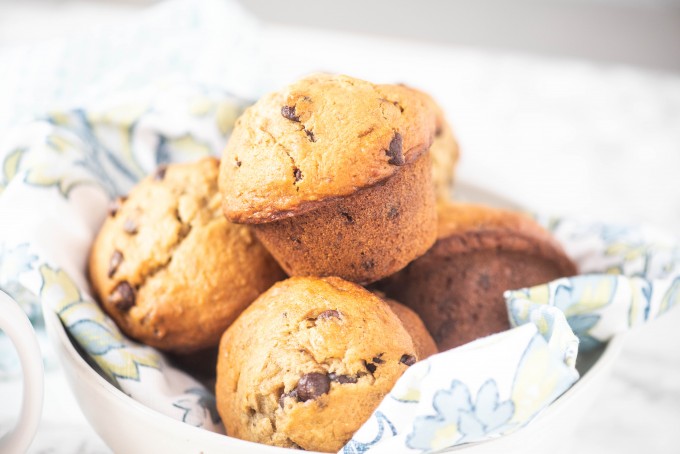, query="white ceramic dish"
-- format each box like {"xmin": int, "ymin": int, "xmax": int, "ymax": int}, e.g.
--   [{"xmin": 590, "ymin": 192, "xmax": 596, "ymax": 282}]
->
[{"xmin": 43, "ymin": 181, "xmax": 626, "ymax": 453}]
